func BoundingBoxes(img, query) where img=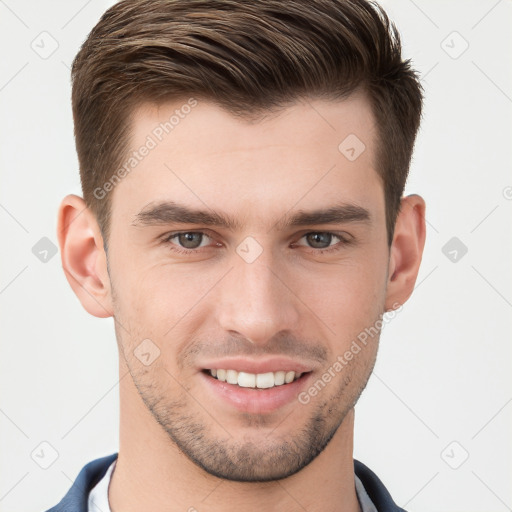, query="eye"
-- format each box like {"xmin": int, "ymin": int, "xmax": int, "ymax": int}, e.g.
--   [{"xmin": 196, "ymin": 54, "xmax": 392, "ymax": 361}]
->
[
  {"xmin": 304, "ymin": 232, "xmax": 336, "ymax": 249},
  {"xmin": 163, "ymin": 231, "xmax": 214, "ymax": 251},
  {"xmin": 294, "ymin": 232, "xmax": 352, "ymax": 252}
]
